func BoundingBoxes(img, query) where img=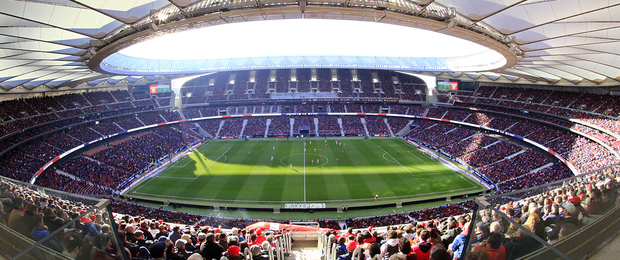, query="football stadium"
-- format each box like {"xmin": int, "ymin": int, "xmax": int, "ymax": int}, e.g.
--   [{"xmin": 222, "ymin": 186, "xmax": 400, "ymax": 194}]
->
[{"xmin": 0, "ymin": 1, "xmax": 619, "ymax": 259}]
